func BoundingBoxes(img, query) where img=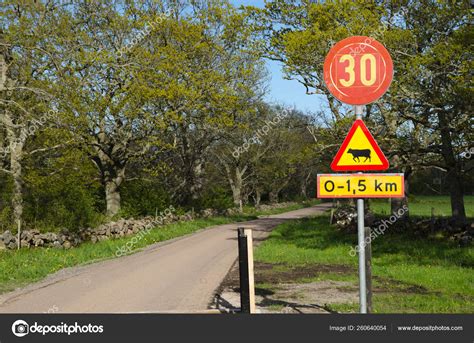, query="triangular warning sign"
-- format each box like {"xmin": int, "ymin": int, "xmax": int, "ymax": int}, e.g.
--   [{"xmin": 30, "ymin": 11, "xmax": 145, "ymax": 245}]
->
[{"xmin": 331, "ymin": 119, "xmax": 389, "ymax": 171}]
